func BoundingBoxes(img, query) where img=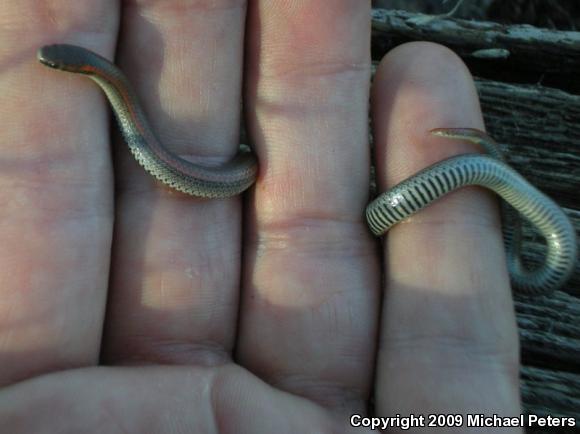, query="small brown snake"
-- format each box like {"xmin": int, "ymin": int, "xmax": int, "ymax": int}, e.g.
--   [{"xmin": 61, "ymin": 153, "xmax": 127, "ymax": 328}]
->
[
  {"xmin": 38, "ymin": 44, "xmax": 258, "ymax": 198},
  {"xmin": 38, "ymin": 44, "xmax": 576, "ymax": 294}
]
